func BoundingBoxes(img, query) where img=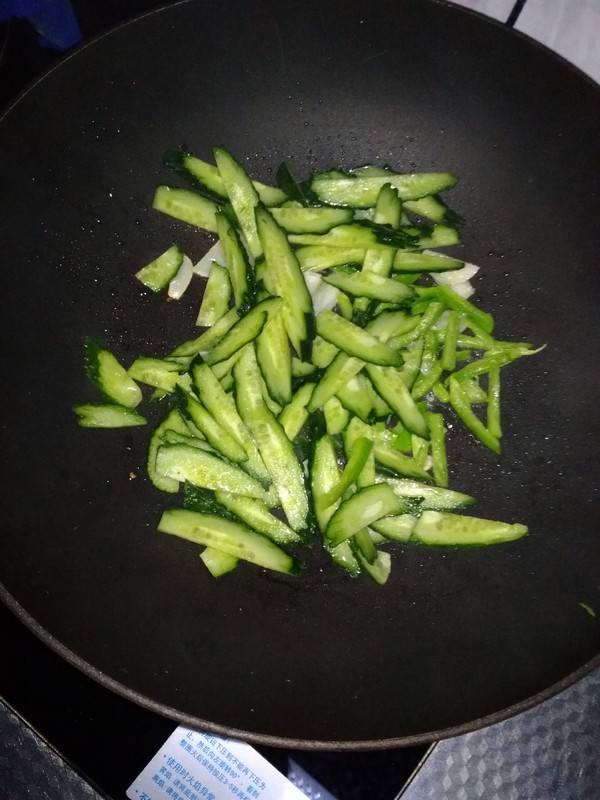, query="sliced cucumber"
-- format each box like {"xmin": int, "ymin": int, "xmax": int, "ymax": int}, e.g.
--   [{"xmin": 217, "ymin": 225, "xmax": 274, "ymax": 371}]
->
[
  {"xmin": 255, "ymin": 204, "xmax": 315, "ymax": 360},
  {"xmin": 412, "ymin": 510, "xmax": 527, "ymax": 546},
  {"xmin": 310, "ymin": 172, "xmax": 458, "ymax": 208},
  {"xmin": 84, "ymin": 339, "xmax": 142, "ymax": 409},
  {"xmin": 73, "ymin": 403, "xmax": 146, "ymax": 428},
  {"xmin": 316, "ymin": 310, "xmax": 402, "ymax": 367},
  {"xmin": 152, "ymin": 186, "xmax": 220, "ymax": 232},
  {"xmin": 155, "ymin": 443, "xmax": 267, "ymax": 498},
  {"xmin": 326, "ymin": 482, "xmax": 403, "ymax": 547},
  {"xmin": 158, "ymin": 509, "xmax": 300, "ymax": 575},
  {"xmin": 135, "ymin": 244, "xmax": 184, "ymax": 292}
]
